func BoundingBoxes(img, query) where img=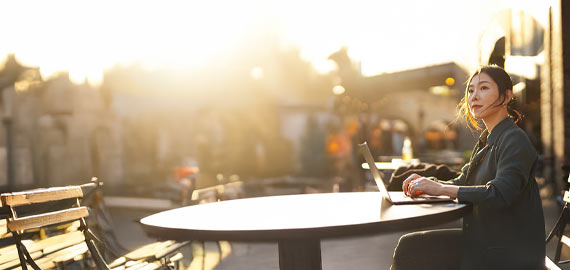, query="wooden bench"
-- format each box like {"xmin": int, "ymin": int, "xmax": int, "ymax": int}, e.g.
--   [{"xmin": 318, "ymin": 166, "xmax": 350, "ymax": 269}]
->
[{"xmin": 0, "ymin": 181, "xmax": 187, "ymax": 270}]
